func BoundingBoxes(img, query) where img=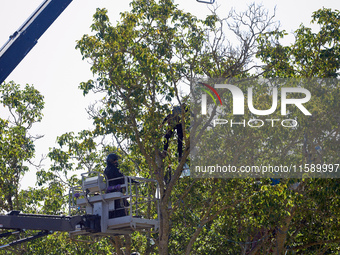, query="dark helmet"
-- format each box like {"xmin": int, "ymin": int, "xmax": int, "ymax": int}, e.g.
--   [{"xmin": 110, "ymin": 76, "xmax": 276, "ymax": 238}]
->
[{"xmin": 106, "ymin": 153, "xmax": 119, "ymax": 166}]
